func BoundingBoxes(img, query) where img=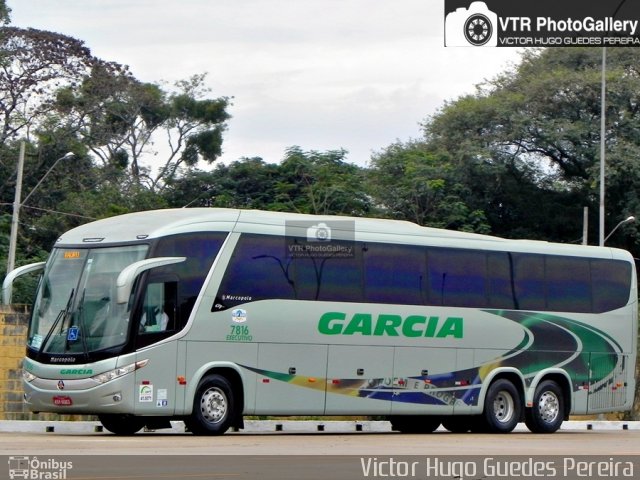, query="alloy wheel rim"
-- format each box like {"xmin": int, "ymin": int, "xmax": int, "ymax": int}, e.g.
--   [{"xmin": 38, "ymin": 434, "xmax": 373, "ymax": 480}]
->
[
  {"xmin": 200, "ymin": 387, "xmax": 227, "ymax": 424},
  {"xmin": 538, "ymin": 391, "xmax": 560, "ymax": 423}
]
